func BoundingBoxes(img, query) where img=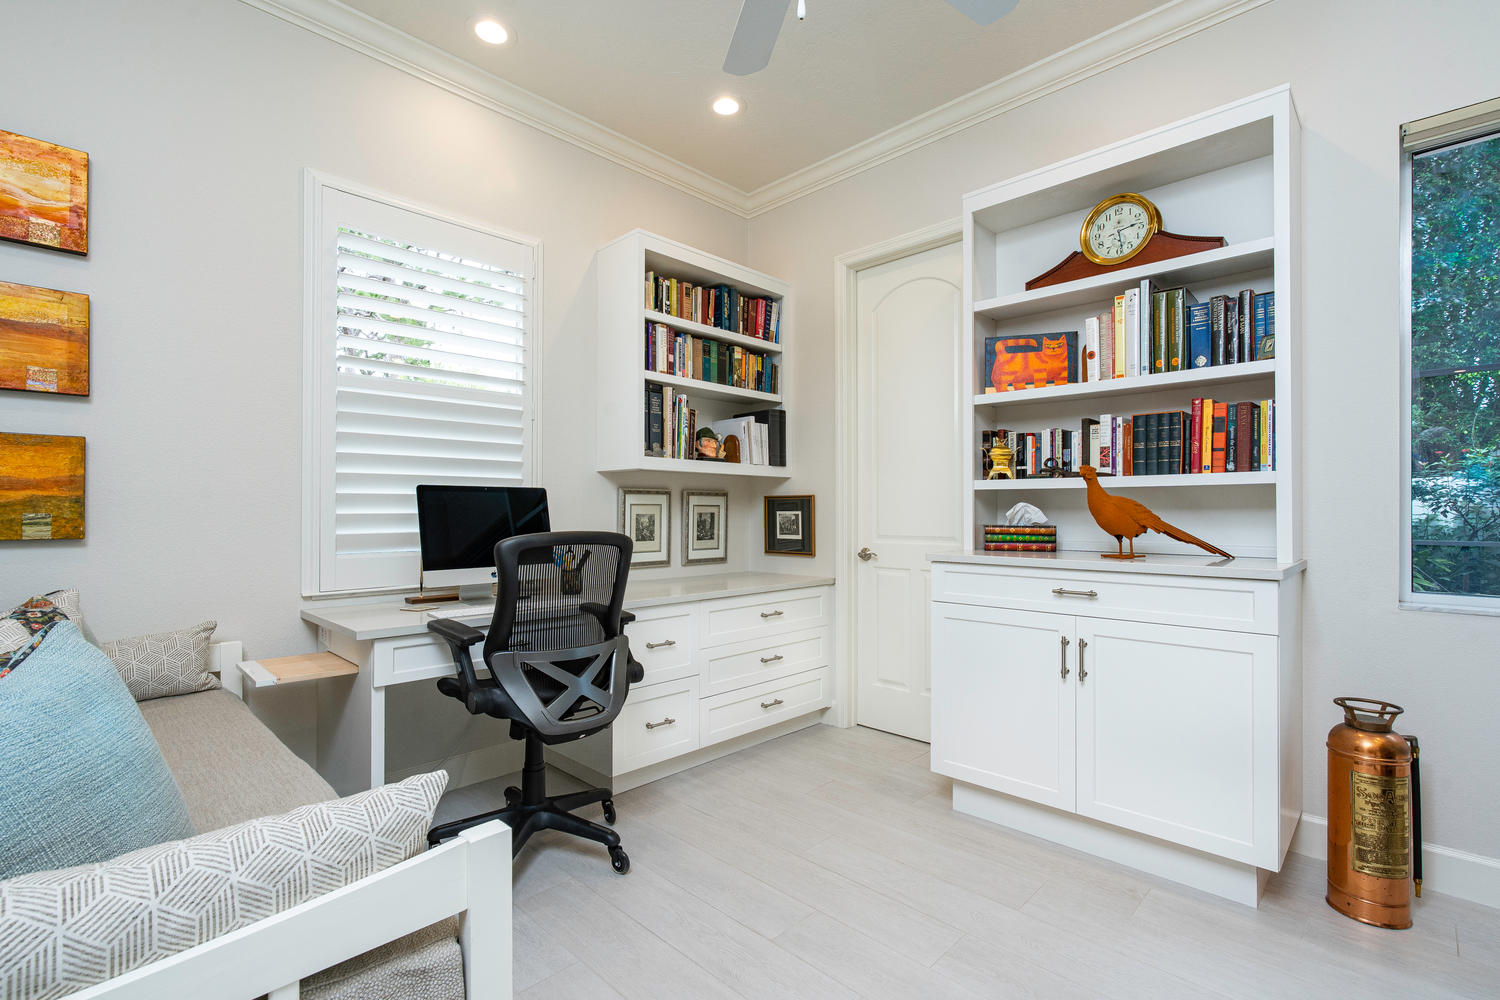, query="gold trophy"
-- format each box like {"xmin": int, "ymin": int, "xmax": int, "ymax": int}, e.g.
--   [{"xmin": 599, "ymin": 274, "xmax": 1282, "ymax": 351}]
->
[{"xmin": 987, "ymin": 439, "xmax": 1014, "ymax": 480}]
